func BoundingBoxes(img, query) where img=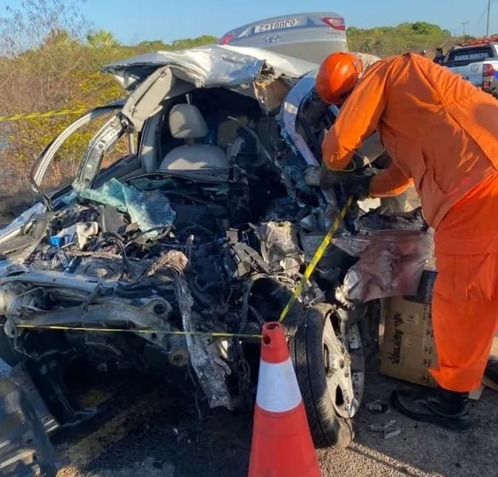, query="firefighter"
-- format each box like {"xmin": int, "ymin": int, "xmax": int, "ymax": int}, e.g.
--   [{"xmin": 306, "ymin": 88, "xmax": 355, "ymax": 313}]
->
[
  {"xmin": 304, "ymin": 51, "xmax": 381, "ymax": 187},
  {"xmin": 315, "ymin": 51, "xmax": 498, "ymax": 430},
  {"xmin": 307, "ymin": 52, "xmax": 419, "ymax": 213}
]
